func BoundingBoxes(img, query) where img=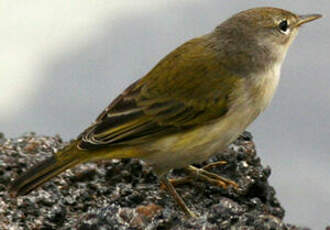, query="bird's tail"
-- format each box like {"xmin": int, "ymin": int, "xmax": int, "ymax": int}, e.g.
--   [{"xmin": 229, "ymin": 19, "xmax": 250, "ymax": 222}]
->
[{"xmin": 8, "ymin": 141, "xmax": 85, "ymax": 197}]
